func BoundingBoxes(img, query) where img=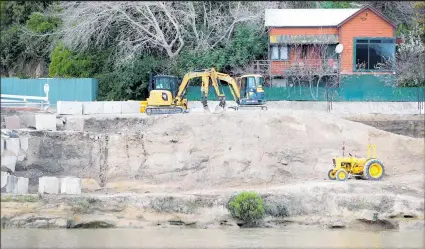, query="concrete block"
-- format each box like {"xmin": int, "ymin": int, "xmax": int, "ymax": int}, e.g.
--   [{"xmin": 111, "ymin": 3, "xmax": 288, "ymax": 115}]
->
[
  {"xmin": 16, "ymin": 177, "xmax": 29, "ymax": 194},
  {"xmin": 35, "ymin": 114, "xmax": 57, "ymax": 131},
  {"xmin": 103, "ymin": 101, "xmax": 122, "ymax": 114},
  {"xmin": 4, "ymin": 175, "xmax": 28, "ymax": 194},
  {"xmin": 57, "ymin": 101, "xmax": 83, "ymax": 115},
  {"xmin": 60, "ymin": 177, "xmax": 82, "ymax": 195},
  {"xmin": 5, "ymin": 175, "xmax": 17, "ymax": 193},
  {"xmin": 187, "ymin": 102, "xmax": 206, "ymax": 113},
  {"xmin": 5, "ymin": 138, "xmax": 20, "ymax": 156},
  {"xmin": 1, "ymin": 137, "xmax": 4, "ymax": 155},
  {"xmin": 1, "ymin": 150, "xmax": 17, "ymax": 172},
  {"xmin": 121, "ymin": 101, "xmax": 141, "ymax": 114},
  {"xmin": 83, "ymin": 102, "xmax": 104, "ymax": 115},
  {"xmin": 5, "ymin": 116, "xmax": 21, "ymax": 129},
  {"xmin": 1, "ymin": 171, "xmax": 9, "ymax": 188},
  {"xmin": 38, "ymin": 176, "xmax": 60, "ymax": 194},
  {"xmin": 20, "ymin": 114, "xmax": 36, "ymax": 128},
  {"xmin": 17, "ymin": 149, "xmax": 27, "ymax": 162},
  {"xmin": 19, "ymin": 137, "xmax": 29, "ymax": 151},
  {"xmin": 64, "ymin": 116, "xmax": 85, "ymax": 131}
]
